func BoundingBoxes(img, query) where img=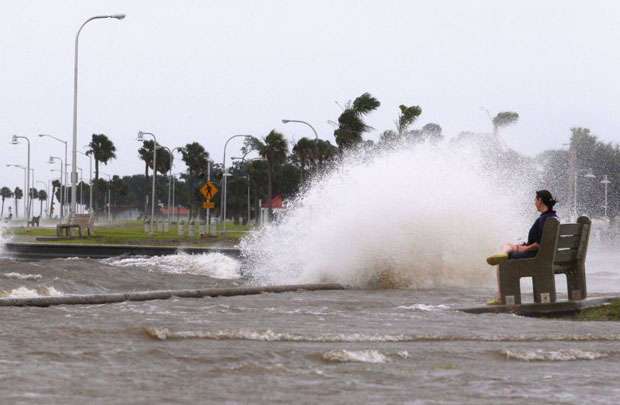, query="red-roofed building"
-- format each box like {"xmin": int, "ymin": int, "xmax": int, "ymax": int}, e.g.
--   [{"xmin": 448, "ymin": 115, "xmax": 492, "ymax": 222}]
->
[{"xmin": 261, "ymin": 194, "xmax": 284, "ymax": 209}]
